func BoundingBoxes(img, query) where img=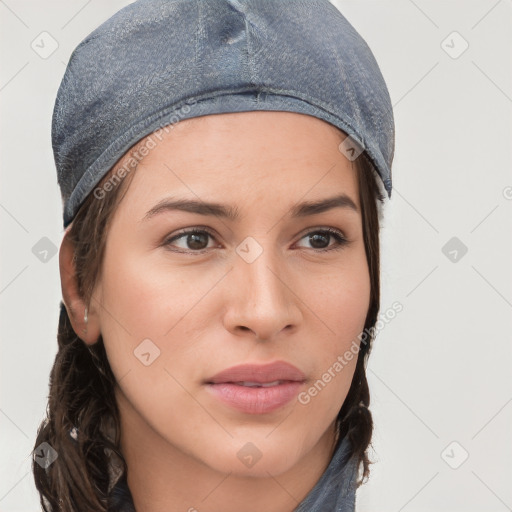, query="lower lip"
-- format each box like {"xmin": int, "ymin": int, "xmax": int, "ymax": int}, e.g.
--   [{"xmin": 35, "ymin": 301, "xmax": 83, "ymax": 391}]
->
[{"xmin": 205, "ymin": 381, "xmax": 304, "ymax": 414}]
